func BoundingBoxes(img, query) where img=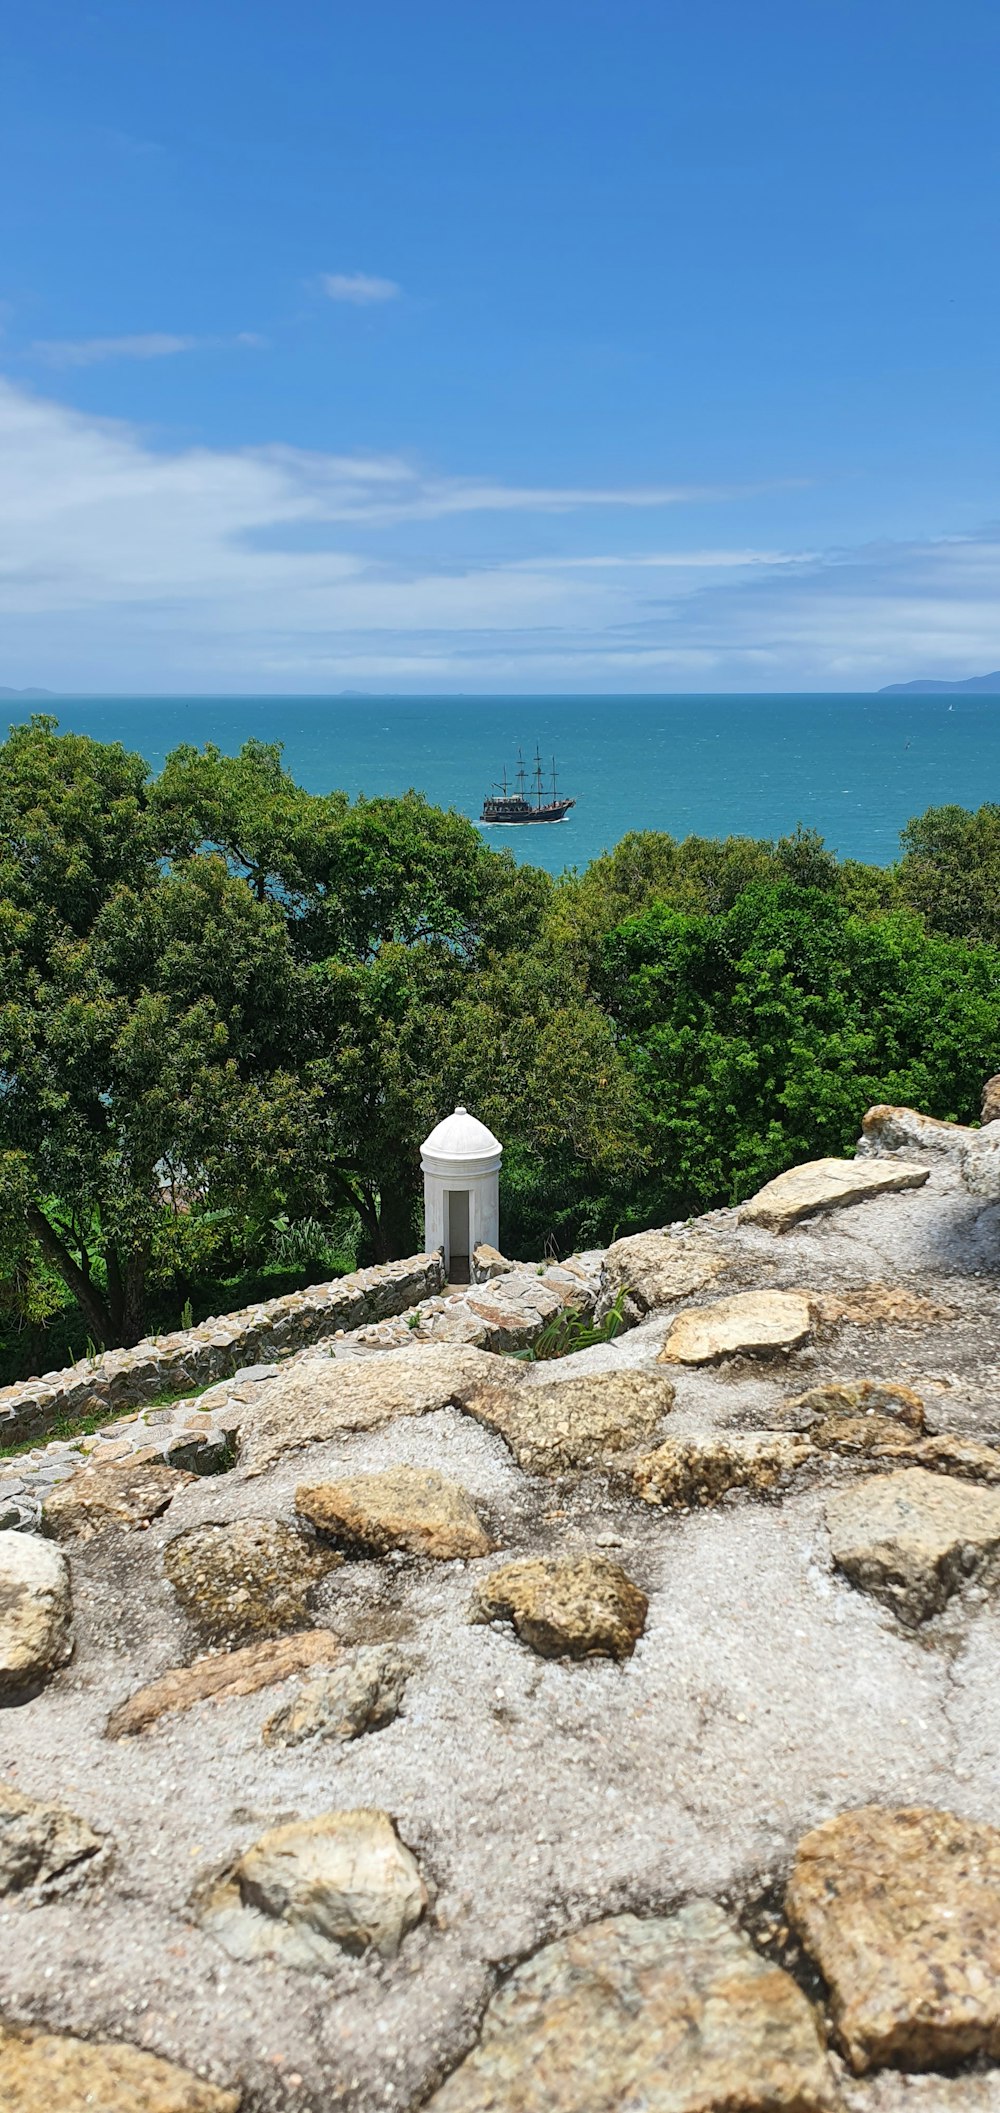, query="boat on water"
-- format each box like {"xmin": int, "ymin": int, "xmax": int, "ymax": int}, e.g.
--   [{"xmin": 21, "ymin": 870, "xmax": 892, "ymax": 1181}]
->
[{"xmin": 480, "ymin": 748, "xmax": 576, "ymax": 825}]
